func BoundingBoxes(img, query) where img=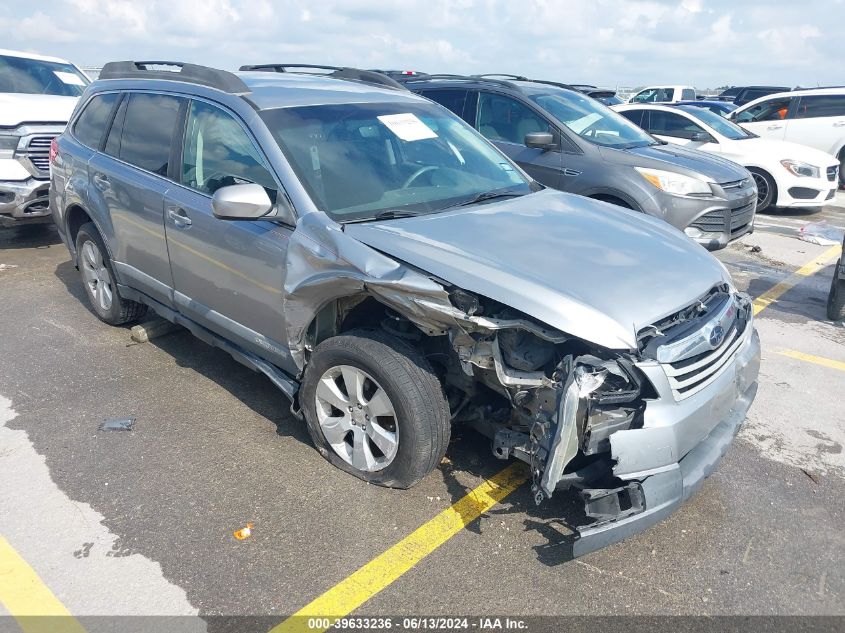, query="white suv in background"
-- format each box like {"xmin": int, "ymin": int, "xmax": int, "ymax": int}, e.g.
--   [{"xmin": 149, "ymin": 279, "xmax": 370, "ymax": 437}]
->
[
  {"xmin": 730, "ymin": 87, "xmax": 845, "ymax": 187},
  {"xmin": 616, "ymin": 103, "xmax": 840, "ymax": 212},
  {"xmin": 0, "ymin": 49, "xmax": 89, "ymax": 228},
  {"xmin": 628, "ymin": 85, "xmax": 696, "ymax": 103}
]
